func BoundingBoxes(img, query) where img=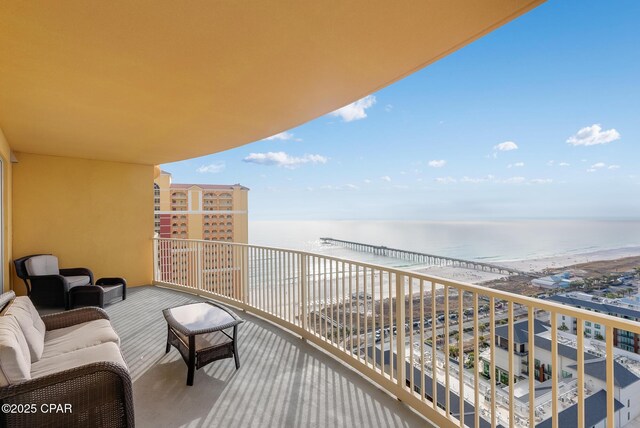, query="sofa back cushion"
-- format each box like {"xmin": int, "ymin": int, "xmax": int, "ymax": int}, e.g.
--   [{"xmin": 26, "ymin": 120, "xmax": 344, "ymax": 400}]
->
[
  {"xmin": 5, "ymin": 297, "xmax": 46, "ymax": 361},
  {"xmin": 0, "ymin": 315, "xmax": 32, "ymax": 386},
  {"xmin": 25, "ymin": 255, "xmax": 59, "ymax": 276}
]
